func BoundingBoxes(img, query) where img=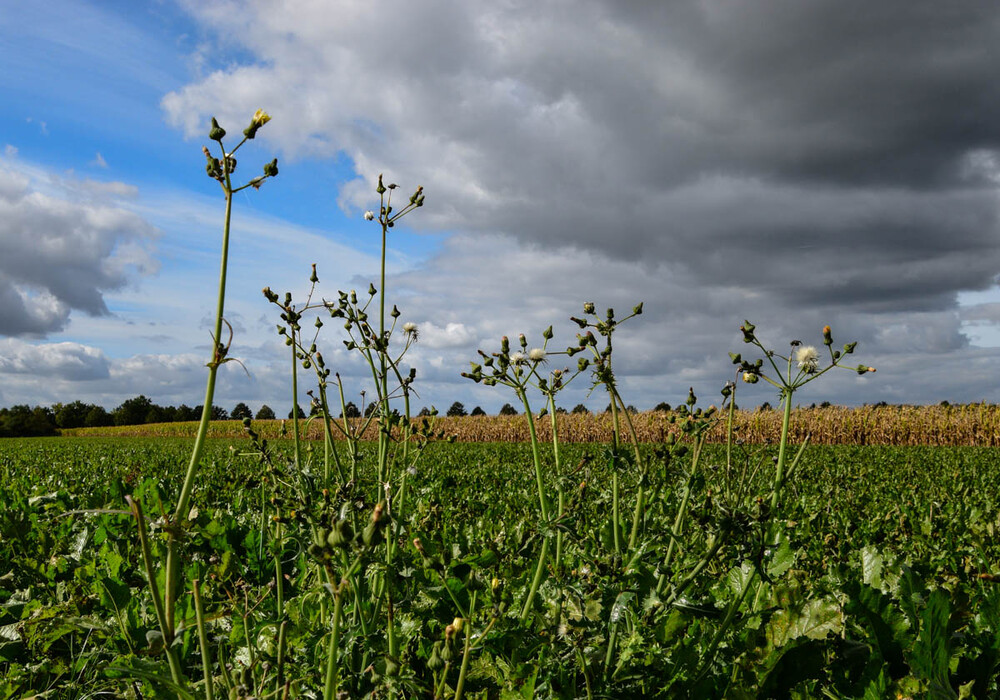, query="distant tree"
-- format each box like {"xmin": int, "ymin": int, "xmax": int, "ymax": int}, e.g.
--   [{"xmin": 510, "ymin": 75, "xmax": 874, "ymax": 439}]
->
[
  {"xmin": 417, "ymin": 406, "xmax": 433, "ymax": 417},
  {"xmin": 195, "ymin": 405, "xmax": 229, "ymax": 421},
  {"xmin": 53, "ymin": 400, "xmax": 93, "ymax": 429},
  {"xmin": 144, "ymin": 406, "xmax": 165, "ymax": 424},
  {"xmin": 255, "ymin": 404, "xmax": 276, "ymax": 420},
  {"xmin": 571, "ymin": 404, "xmax": 590, "ymax": 415},
  {"xmin": 758, "ymin": 402, "xmax": 772, "ymax": 411},
  {"xmin": 819, "ymin": 401, "xmax": 832, "ymax": 409},
  {"xmin": 626, "ymin": 405, "xmax": 638, "ymax": 414},
  {"xmin": 231, "ymin": 402, "xmax": 253, "ymax": 420},
  {"xmin": 113, "ymin": 395, "xmax": 154, "ymax": 426},
  {"xmin": 159, "ymin": 406, "xmax": 179, "ymax": 423},
  {"xmin": 288, "ymin": 404, "xmax": 306, "ymax": 419},
  {"xmin": 653, "ymin": 402, "xmax": 672, "ymax": 413},
  {"xmin": 555, "ymin": 406, "xmax": 567, "ymax": 414},
  {"xmin": 0, "ymin": 405, "xmax": 57, "ymax": 437},
  {"xmin": 84, "ymin": 405, "xmax": 112, "ymax": 427},
  {"xmin": 365, "ymin": 402, "xmax": 379, "ymax": 418},
  {"xmin": 175, "ymin": 404, "xmax": 199, "ymax": 421},
  {"xmin": 447, "ymin": 401, "xmax": 467, "ymax": 417},
  {"xmin": 498, "ymin": 403, "xmax": 518, "ymax": 416},
  {"xmin": 470, "ymin": 406, "xmax": 486, "ymax": 416},
  {"xmin": 341, "ymin": 402, "xmax": 361, "ymax": 419}
]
